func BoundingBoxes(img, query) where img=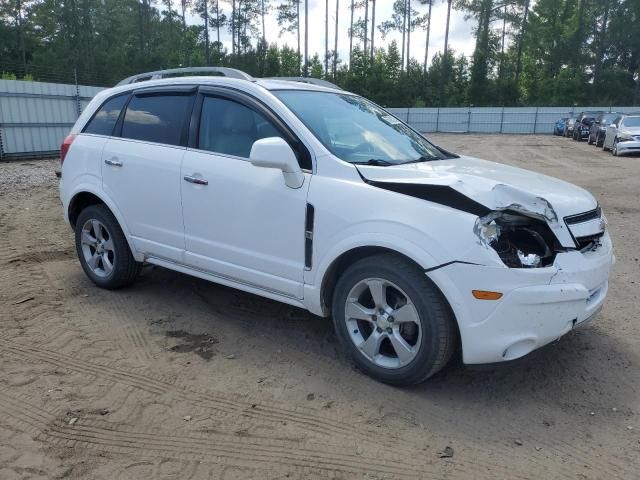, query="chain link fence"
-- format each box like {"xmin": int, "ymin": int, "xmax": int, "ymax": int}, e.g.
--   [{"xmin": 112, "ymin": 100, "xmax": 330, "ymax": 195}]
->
[{"xmin": 1, "ymin": 61, "xmax": 112, "ymax": 87}]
